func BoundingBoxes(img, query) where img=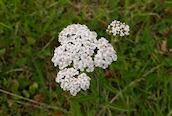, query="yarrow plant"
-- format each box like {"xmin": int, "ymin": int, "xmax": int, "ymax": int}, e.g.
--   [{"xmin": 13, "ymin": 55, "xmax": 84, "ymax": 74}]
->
[{"xmin": 52, "ymin": 21, "xmax": 129, "ymax": 96}]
